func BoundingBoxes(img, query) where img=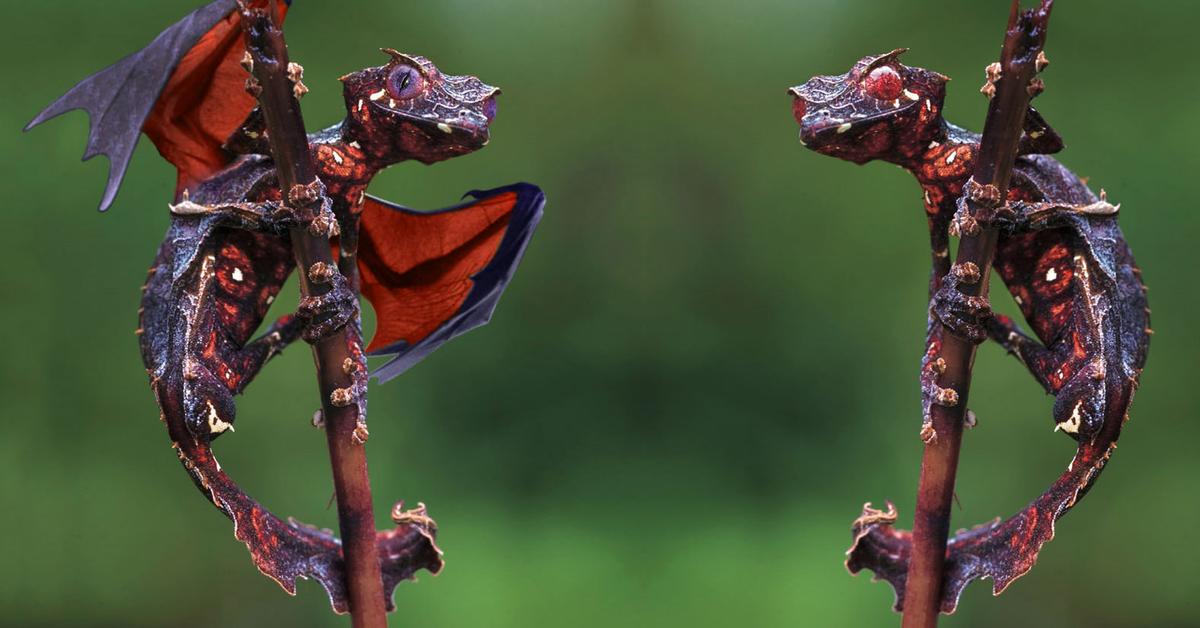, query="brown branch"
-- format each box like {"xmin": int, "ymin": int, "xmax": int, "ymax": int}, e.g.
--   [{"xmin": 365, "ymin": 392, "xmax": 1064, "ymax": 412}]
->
[
  {"xmin": 237, "ymin": 3, "xmax": 387, "ymax": 627},
  {"xmin": 900, "ymin": 2, "xmax": 1053, "ymax": 627}
]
